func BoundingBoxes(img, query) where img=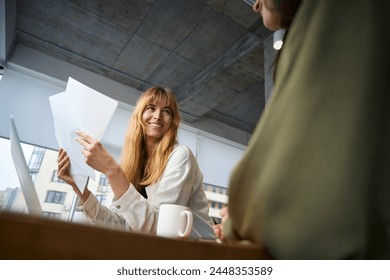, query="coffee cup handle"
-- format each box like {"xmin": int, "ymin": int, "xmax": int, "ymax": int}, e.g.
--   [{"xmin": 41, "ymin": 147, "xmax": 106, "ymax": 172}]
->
[{"xmin": 178, "ymin": 210, "xmax": 193, "ymax": 238}]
